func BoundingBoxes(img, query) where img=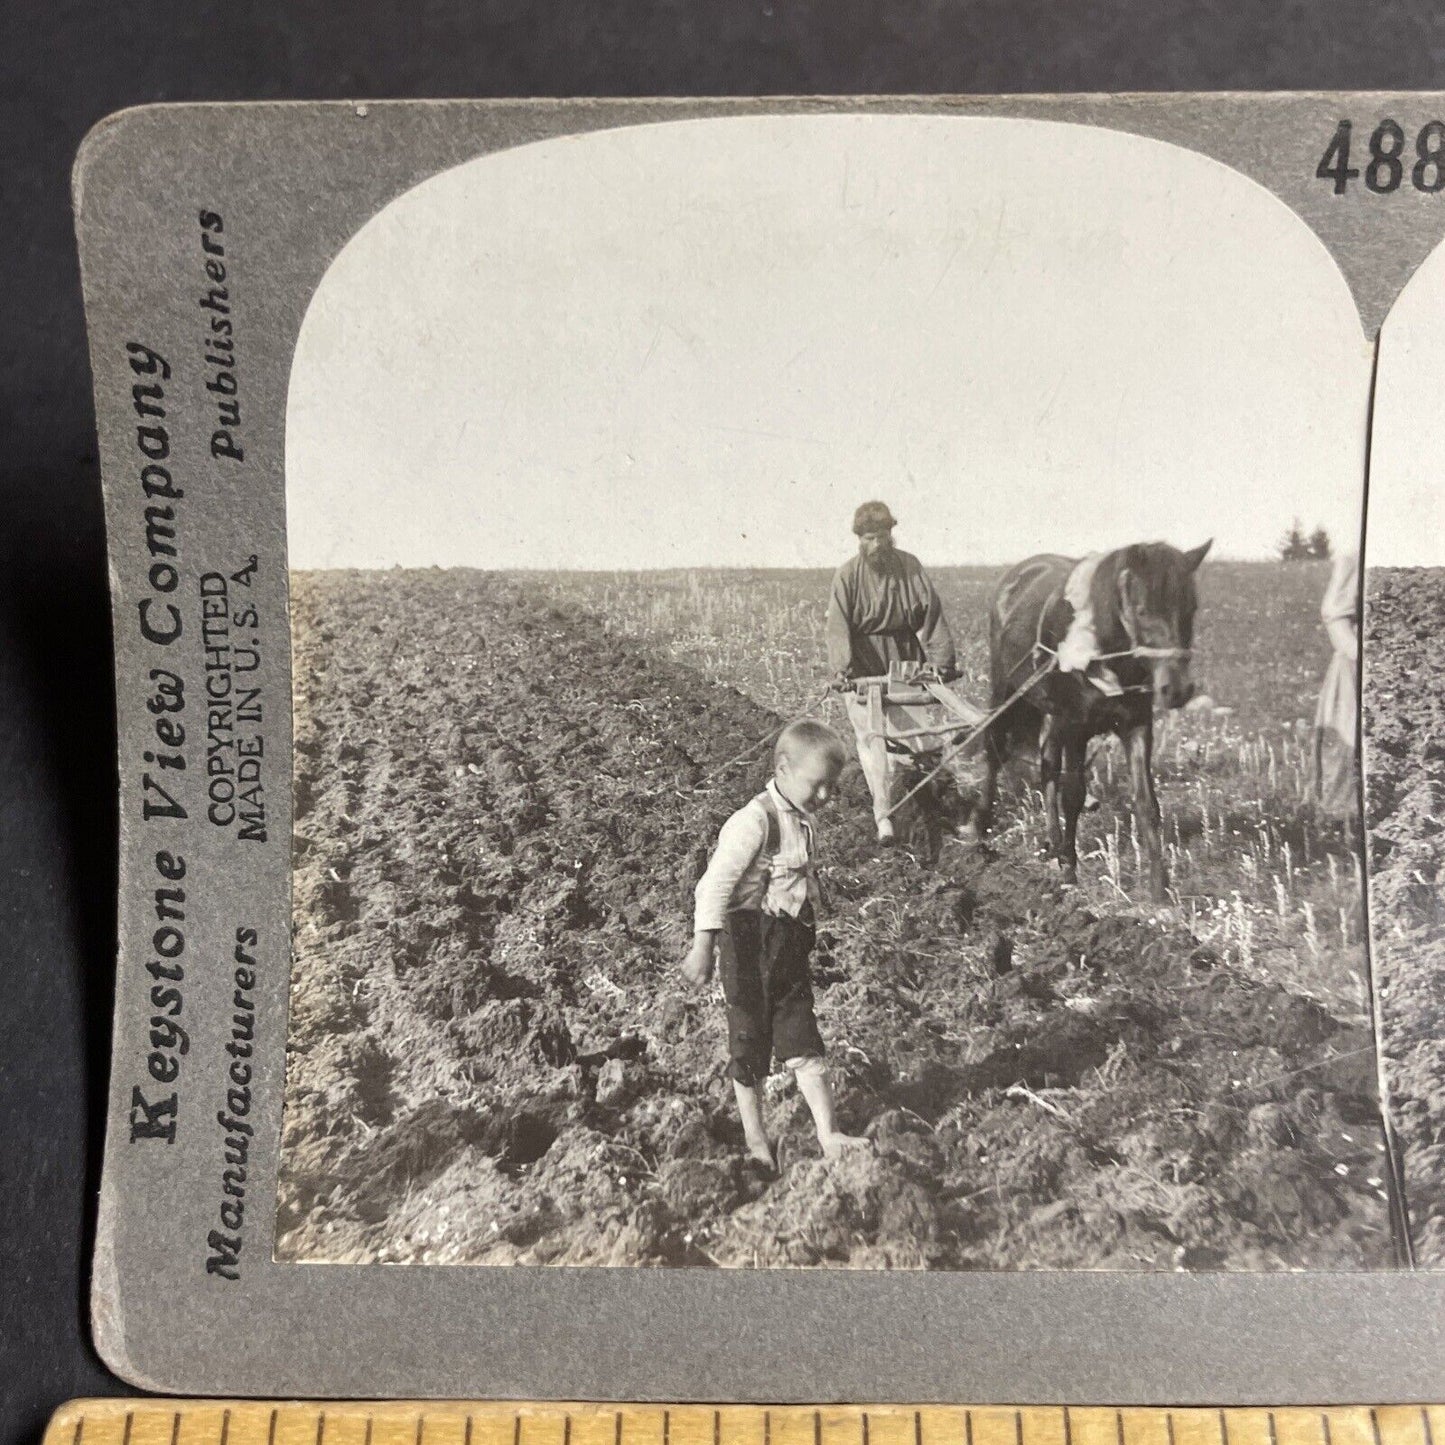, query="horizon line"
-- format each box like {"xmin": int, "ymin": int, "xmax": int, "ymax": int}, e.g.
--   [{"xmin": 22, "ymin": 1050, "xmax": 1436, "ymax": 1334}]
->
[{"xmin": 288, "ymin": 553, "xmax": 1354, "ymax": 574}]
